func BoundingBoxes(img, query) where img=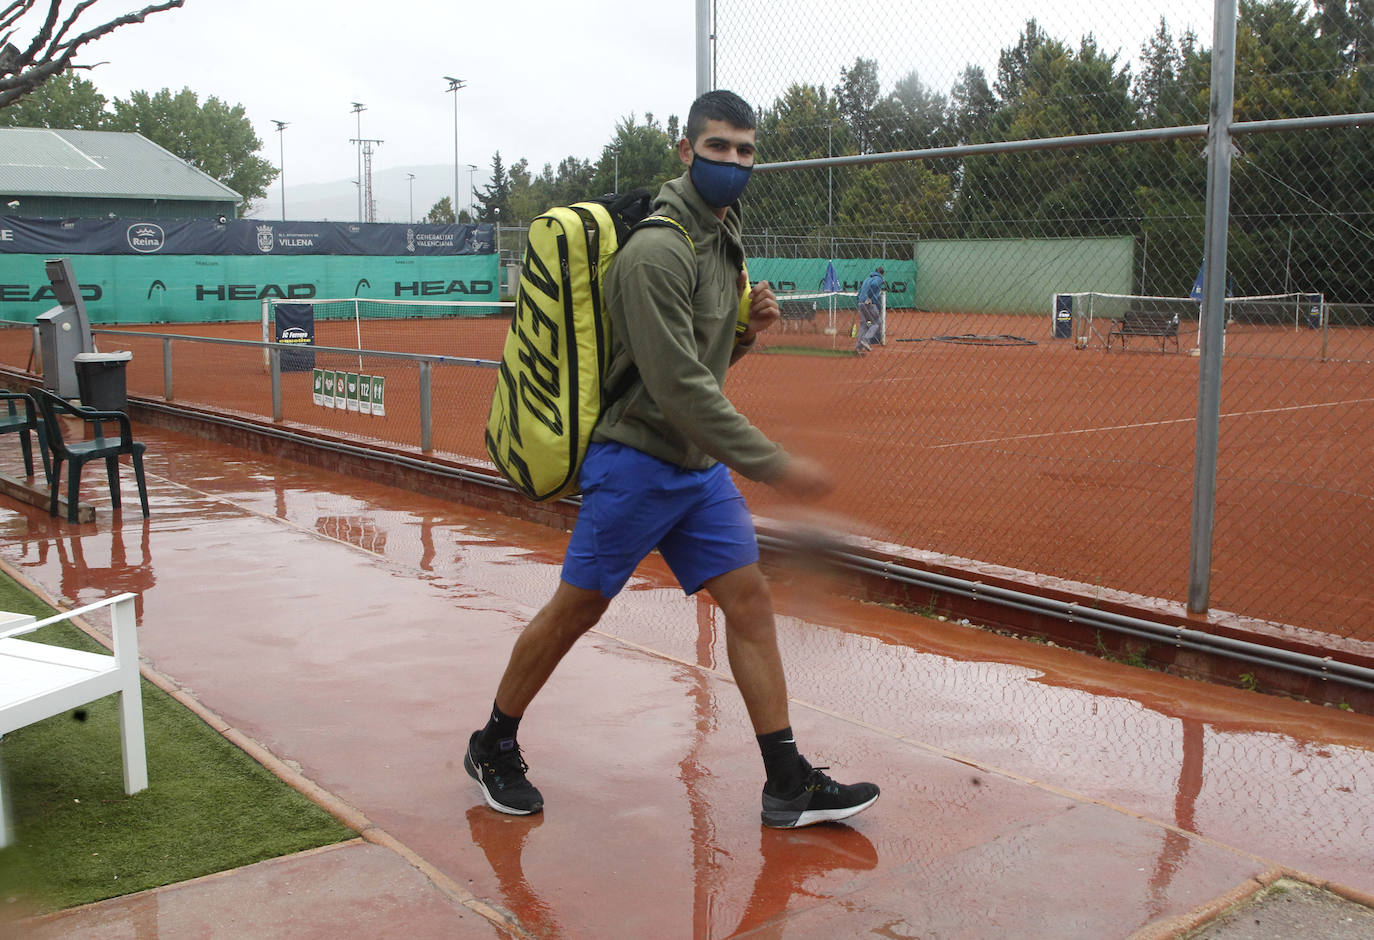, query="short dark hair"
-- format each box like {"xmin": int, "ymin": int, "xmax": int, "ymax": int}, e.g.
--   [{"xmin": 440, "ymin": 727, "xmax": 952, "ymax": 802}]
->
[{"xmin": 685, "ymin": 90, "xmax": 756, "ymax": 143}]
